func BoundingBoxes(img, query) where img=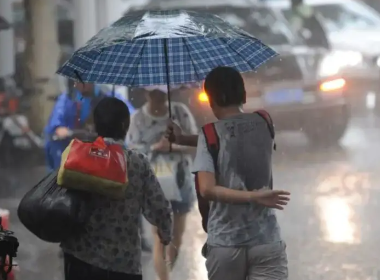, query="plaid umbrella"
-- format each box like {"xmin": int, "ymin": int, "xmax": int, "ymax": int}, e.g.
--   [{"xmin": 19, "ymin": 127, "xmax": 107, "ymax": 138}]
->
[{"xmin": 57, "ymin": 9, "xmax": 277, "ymax": 115}]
